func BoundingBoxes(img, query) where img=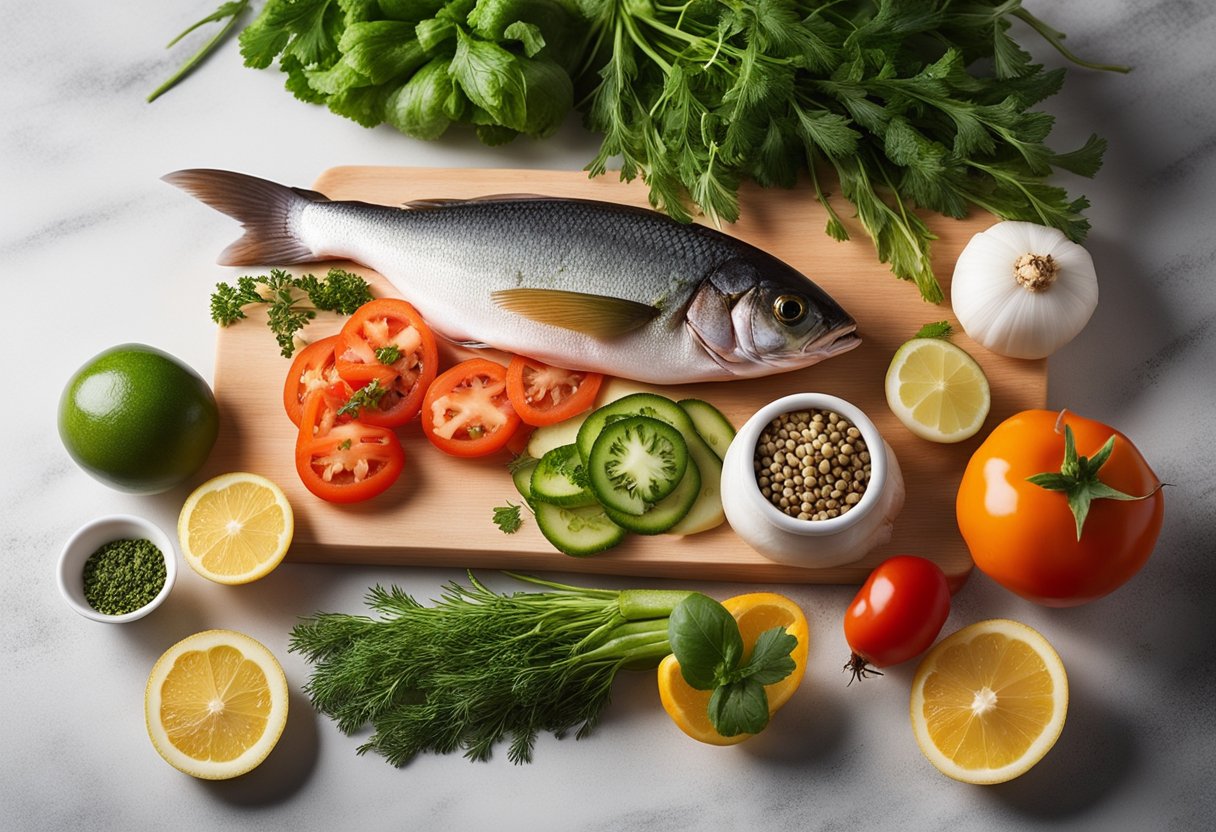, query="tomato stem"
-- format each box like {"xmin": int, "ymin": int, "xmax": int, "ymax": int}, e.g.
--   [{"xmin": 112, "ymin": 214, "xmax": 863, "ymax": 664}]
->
[
  {"xmin": 1026, "ymin": 425, "xmax": 1161, "ymax": 540},
  {"xmin": 844, "ymin": 653, "xmax": 884, "ymax": 685}
]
